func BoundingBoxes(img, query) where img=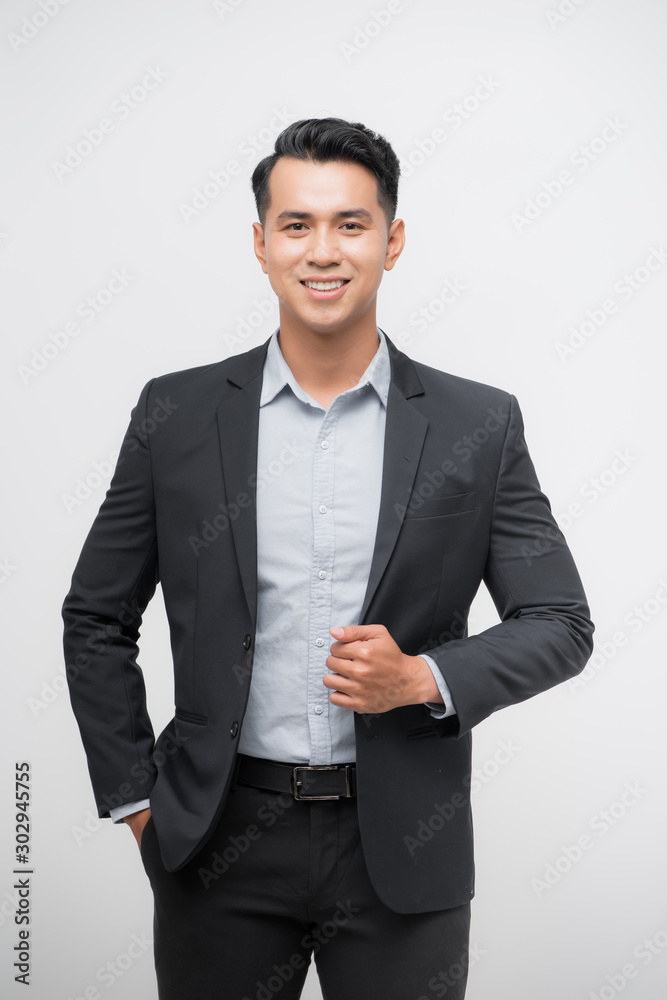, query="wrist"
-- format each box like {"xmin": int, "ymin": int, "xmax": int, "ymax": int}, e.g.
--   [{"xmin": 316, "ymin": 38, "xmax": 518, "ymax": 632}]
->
[
  {"xmin": 411, "ymin": 655, "xmax": 443, "ymax": 704},
  {"xmin": 124, "ymin": 807, "xmax": 151, "ymax": 829}
]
